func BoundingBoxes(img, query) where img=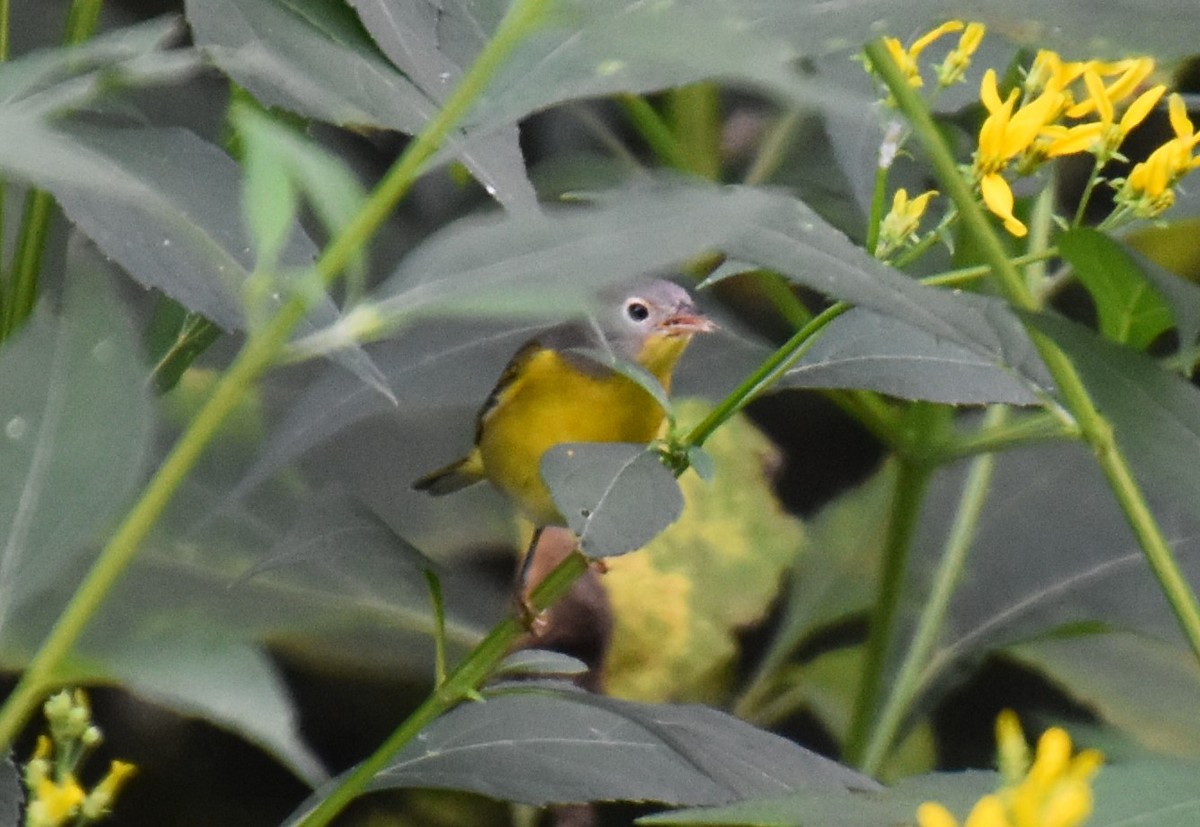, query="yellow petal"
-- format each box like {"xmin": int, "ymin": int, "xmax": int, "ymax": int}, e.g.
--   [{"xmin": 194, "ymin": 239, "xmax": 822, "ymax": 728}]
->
[
  {"xmin": 1169, "ymin": 93, "xmax": 1194, "ymax": 141},
  {"xmin": 1105, "ymin": 57, "xmax": 1155, "ymax": 103},
  {"xmin": 980, "ymin": 173, "xmax": 1026, "ymax": 237},
  {"xmin": 1046, "ymin": 122, "xmax": 1103, "ymax": 156},
  {"xmin": 1119, "ymin": 84, "xmax": 1165, "ymax": 133},
  {"xmin": 980, "ymin": 69, "xmax": 1004, "ymax": 113},
  {"xmin": 1004, "ymin": 87, "xmax": 1064, "ymax": 157},
  {"xmin": 917, "ymin": 801, "xmax": 960, "ymax": 827},
  {"xmin": 911, "ymin": 20, "xmax": 964, "ymax": 56},
  {"xmin": 963, "ymin": 794, "xmax": 1008, "ymax": 827}
]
